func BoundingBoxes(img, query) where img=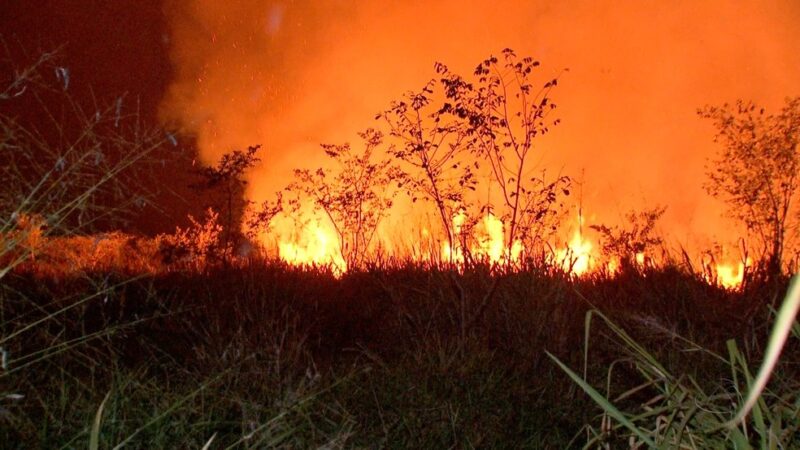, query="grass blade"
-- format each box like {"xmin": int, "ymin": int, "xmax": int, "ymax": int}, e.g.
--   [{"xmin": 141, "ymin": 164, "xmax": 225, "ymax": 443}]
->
[
  {"xmin": 90, "ymin": 390, "xmax": 112, "ymax": 450},
  {"xmin": 546, "ymin": 350, "xmax": 657, "ymax": 448},
  {"xmin": 729, "ymin": 275, "xmax": 800, "ymax": 427}
]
